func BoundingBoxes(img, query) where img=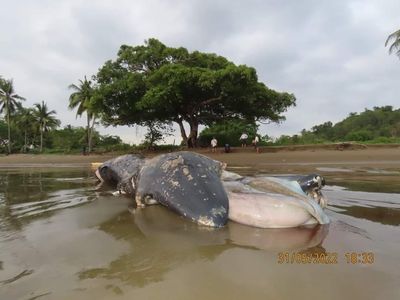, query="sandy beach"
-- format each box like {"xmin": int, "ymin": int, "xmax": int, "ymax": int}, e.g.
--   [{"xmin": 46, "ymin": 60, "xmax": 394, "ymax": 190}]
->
[{"xmin": 0, "ymin": 146, "xmax": 398, "ymax": 170}]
